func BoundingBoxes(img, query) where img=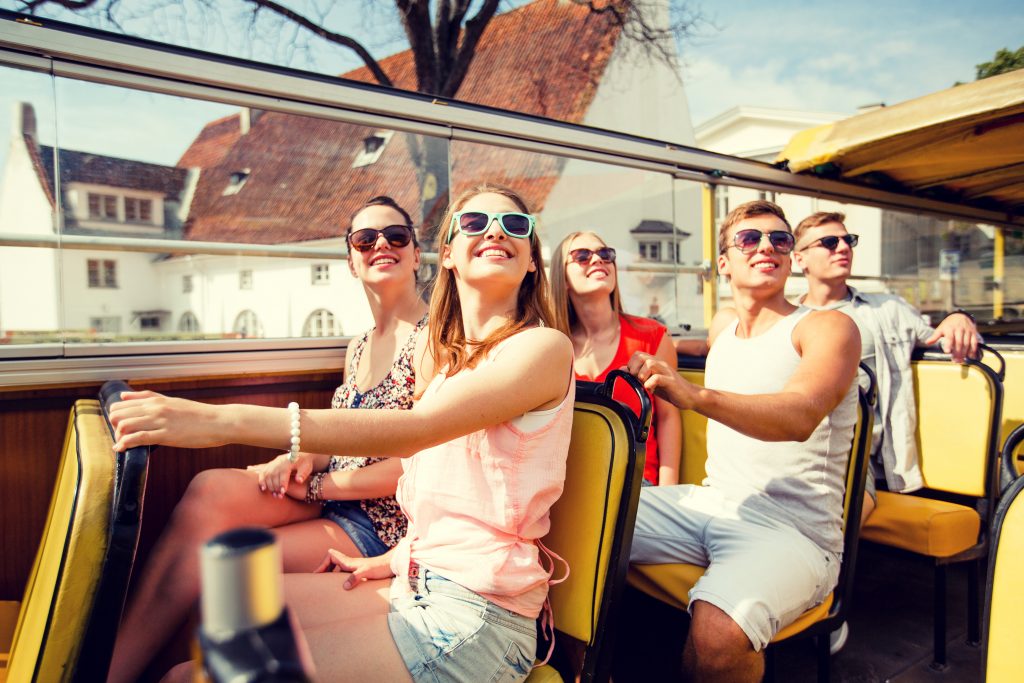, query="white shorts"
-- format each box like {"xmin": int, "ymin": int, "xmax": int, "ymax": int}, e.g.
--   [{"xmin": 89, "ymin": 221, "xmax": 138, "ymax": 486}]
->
[{"xmin": 630, "ymin": 485, "xmax": 840, "ymax": 651}]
